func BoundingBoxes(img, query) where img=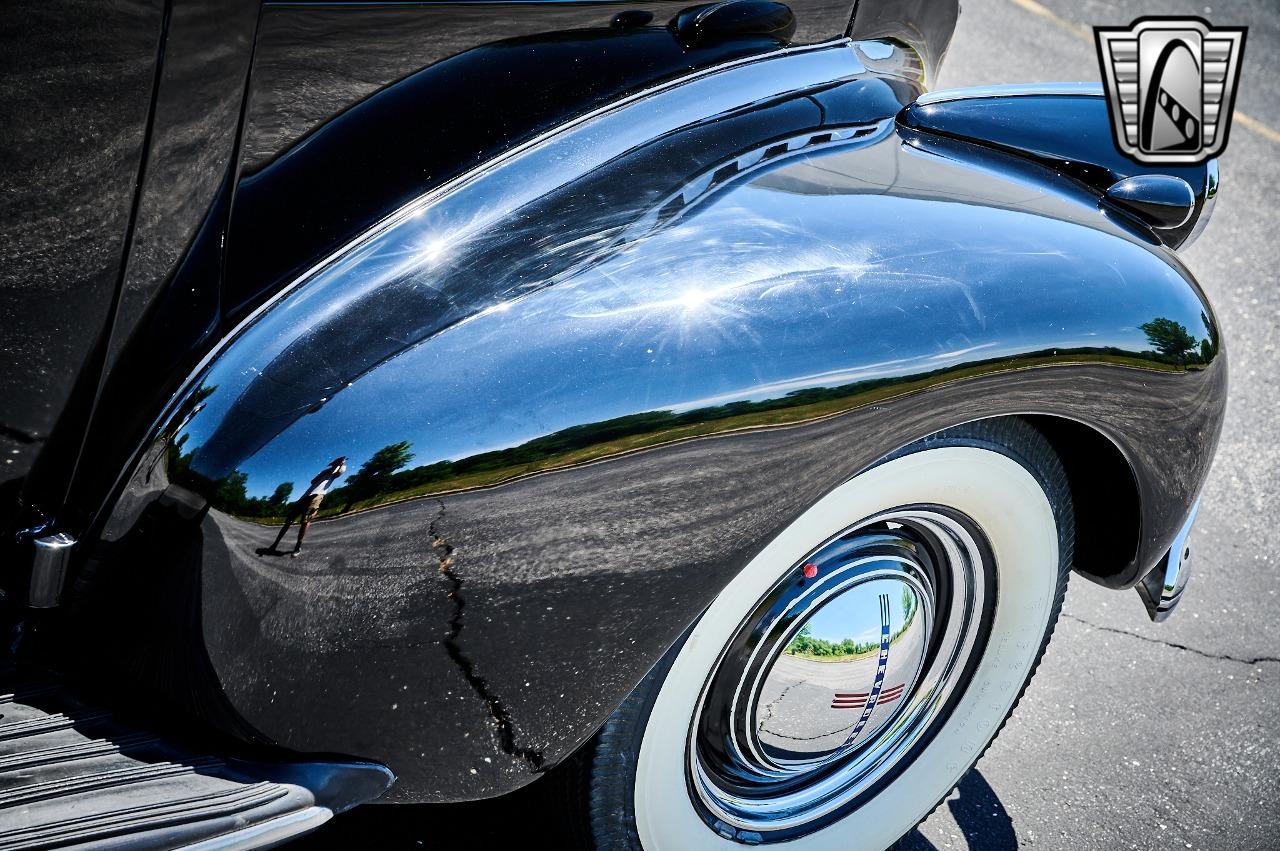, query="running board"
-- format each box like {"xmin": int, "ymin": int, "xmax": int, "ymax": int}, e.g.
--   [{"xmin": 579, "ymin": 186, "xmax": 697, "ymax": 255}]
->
[{"xmin": 0, "ymin": 669, "xmax": 392, "ymax": 850}]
